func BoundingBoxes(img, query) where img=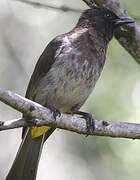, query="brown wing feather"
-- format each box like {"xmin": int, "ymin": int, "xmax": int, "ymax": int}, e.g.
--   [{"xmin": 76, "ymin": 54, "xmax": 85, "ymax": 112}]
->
[
  {"xmin": 22, "ymin": 36, "xmax": 63, "ymax": 138},
  {"xmin": 25, "ymin": 36, "xmax": 63, "ymax": 100}
]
